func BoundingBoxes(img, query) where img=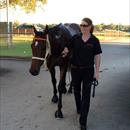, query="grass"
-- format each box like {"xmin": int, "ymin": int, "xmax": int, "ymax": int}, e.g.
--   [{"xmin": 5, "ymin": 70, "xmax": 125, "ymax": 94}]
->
[
  {"xmin": 0, "ymin": 35, "xmax": 129, "ymax": 58},
  {"xmin": 0, "ymin": 40, "xmax": 32, "ymax": 57}
]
